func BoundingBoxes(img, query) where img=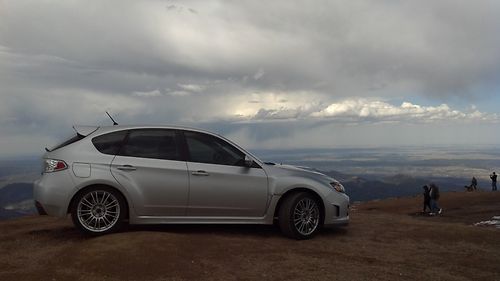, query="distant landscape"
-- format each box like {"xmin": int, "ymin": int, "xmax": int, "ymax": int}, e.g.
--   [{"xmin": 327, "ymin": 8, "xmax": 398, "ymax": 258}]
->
[
  {"xmin": 1, "ymin": 145, "xmax": 499, "ymax": 220},
  {"xmin": 0, "ymin": 157, "xmax": 39, "ymax": 219},
  {"xmin": 253, "ymin": 145, "xmax": 500, "ymax": 200}
]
